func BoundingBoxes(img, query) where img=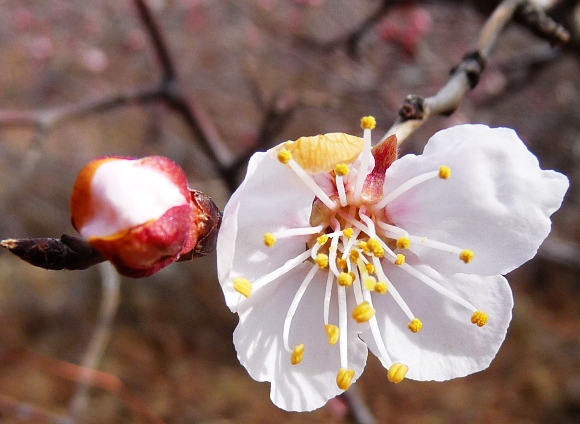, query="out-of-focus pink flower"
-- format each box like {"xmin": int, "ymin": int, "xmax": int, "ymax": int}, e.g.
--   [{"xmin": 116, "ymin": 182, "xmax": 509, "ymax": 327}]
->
[{"xmin": 71, "ymin": 156, "xmax": 200, "ymax": 278}]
